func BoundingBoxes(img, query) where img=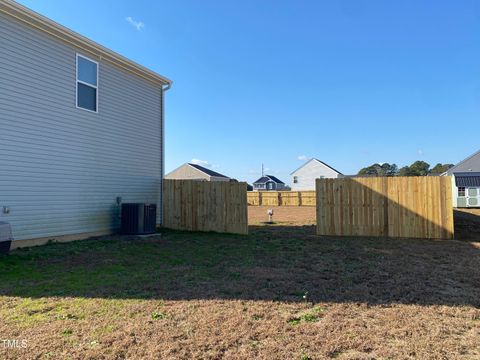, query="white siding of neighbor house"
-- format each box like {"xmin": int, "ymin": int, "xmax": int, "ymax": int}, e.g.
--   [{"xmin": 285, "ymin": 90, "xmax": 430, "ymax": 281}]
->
[
  {"xmin": 291, "ymin": 159, "xmax": 341, "ymax": 191},
  {"xmin": 451, "ymin": 176, "xmax": 458, "ymax": 208},
  {"xmin": 0, "ymin": 12, "xmax": 163, "ymax": 241}
]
